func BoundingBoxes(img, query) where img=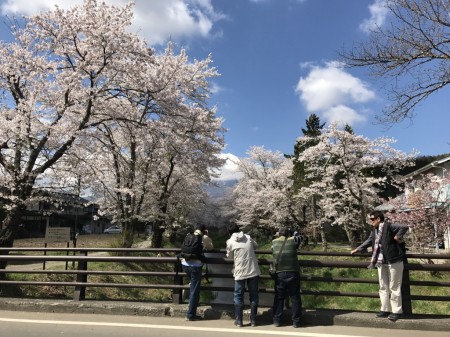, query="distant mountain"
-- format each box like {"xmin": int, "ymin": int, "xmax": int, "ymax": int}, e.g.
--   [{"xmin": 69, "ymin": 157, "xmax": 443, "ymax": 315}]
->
[{"xmin": 206, "ymin": 179, "xmax": 238, "ymax": 199}]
